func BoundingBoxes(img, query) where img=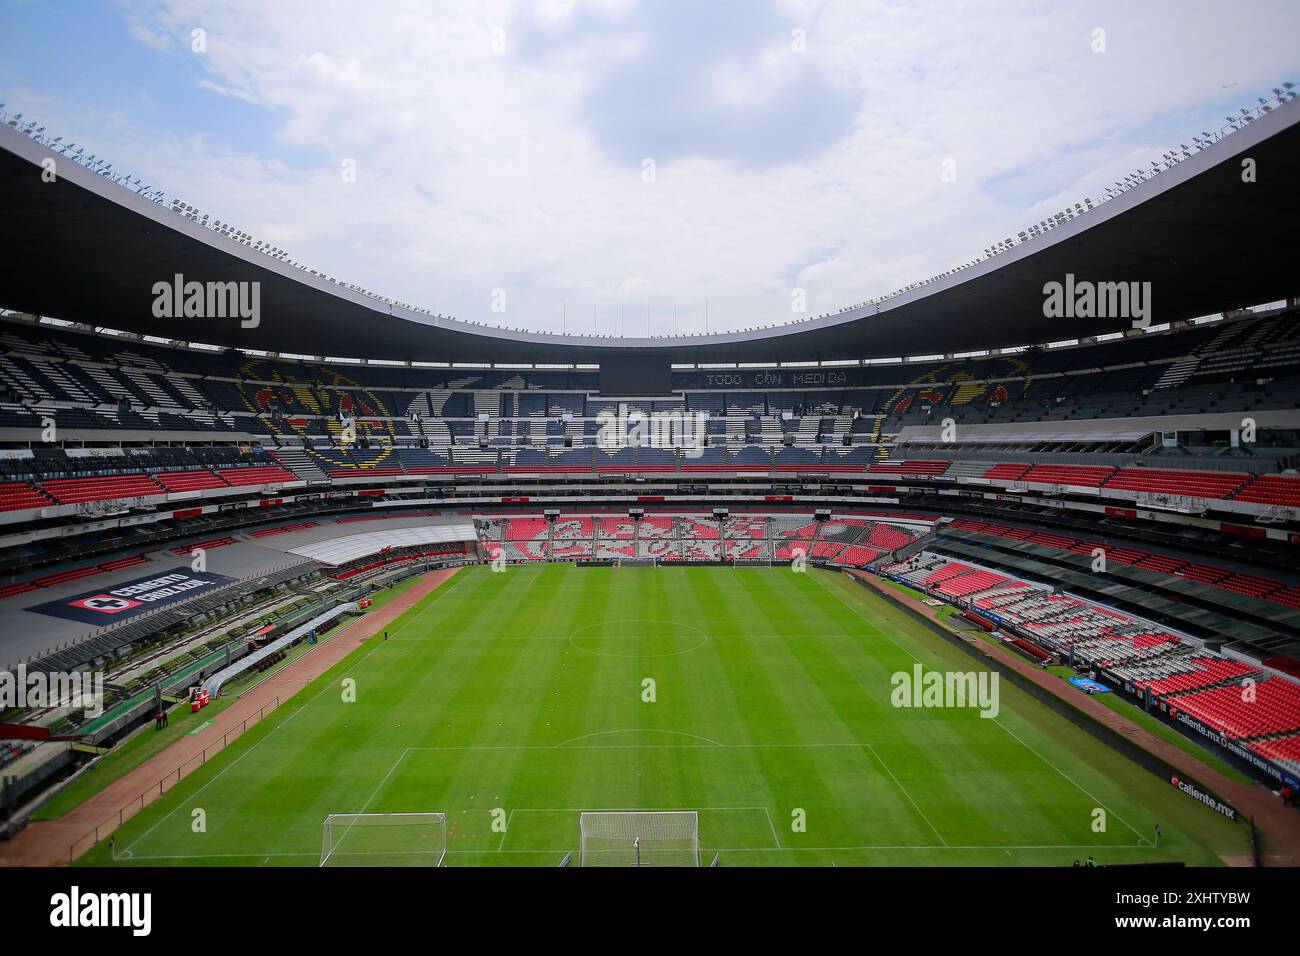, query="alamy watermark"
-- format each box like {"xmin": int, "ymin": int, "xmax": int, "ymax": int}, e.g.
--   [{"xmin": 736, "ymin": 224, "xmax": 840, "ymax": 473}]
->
[
  {"xmin": 49, "ymin": 886, "xmax": 151, "ymax": 936},
  {"xmin": 1, "ymin": 664, "xmax": 106, "ymax": 718},
  {"xmin": 1043, "ymin": 273, "xmax": 1151, "ymax": 329},
  {"xmin": 595, "ymin": 403, "xmax": 708, "ymax": 458},
  {"xmin": 890, "ymin": 664, "xmax": 999, "ymax": 718},
  {"xmin": 152, "ymin": 273, "xmax": 261, "ymax": 328}
]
